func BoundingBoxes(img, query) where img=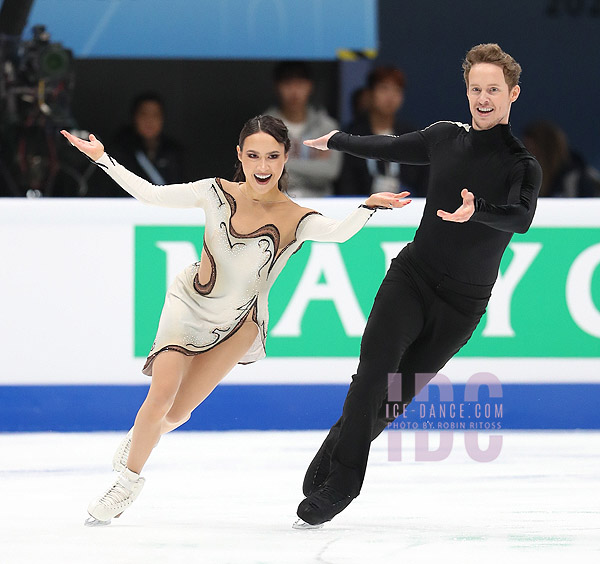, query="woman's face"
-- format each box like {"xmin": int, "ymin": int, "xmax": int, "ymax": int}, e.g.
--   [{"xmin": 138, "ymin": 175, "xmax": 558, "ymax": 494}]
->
[{"xmin": 237, "ymin": 131, "xmax": 288, "ymax": 194}]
